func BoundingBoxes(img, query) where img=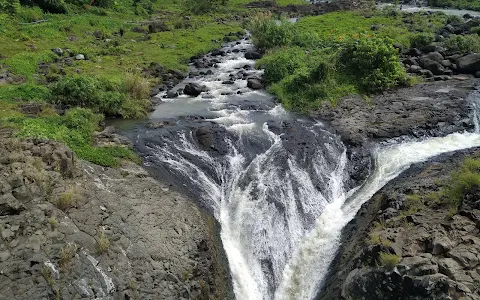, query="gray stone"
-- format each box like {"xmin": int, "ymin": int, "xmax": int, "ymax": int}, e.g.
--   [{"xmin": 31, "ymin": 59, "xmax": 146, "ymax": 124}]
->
[
  {"xmin": 247, "ymin": 79, "xmax": 263, "ymax": 90},
  {"xmin": 438, "ymin": 258, "xmax": 462, "ymax": 277},
  {"xmin": 1, "ymin": 229, "xmax": 14, "ymax": 241},
  {"xmin": 52, "ymin": 48, "xmax": 63, "ymax": 56},
  {"xmin": 448, "ymin": 246, "xmax": 479, "ymax": 269},
  {"xmin": 75, "ymin": 54, "xmax": 85, "ymax": 60},
  {"xmin": 0, "ymin": 193, "xmax": 25, "ymax": 215},
  {"xmin": 431, "ymin": 235, "xmax": 453, "ymax": 255},
  {"xmin": 0, "ymin": 251, "xmax": 10, "ymax": 262}
]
